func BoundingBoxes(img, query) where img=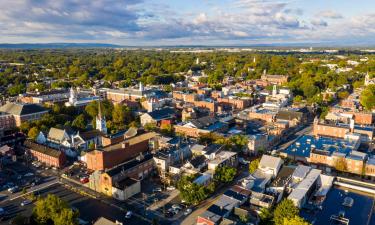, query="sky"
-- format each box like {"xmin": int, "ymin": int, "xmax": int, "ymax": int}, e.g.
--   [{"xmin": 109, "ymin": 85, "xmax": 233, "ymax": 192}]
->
[{"xmin": 0, "ymin": 0, "xmax": 374, "ymax": 46}]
